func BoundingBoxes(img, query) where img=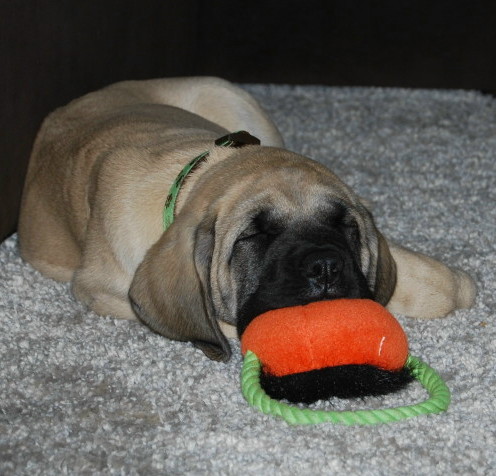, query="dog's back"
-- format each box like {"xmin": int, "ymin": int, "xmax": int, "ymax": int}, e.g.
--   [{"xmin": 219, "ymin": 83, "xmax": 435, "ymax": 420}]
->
[{"xmin": 18, "ymin": 77, "xmax": 283, "ymax": 282}]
